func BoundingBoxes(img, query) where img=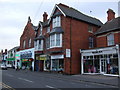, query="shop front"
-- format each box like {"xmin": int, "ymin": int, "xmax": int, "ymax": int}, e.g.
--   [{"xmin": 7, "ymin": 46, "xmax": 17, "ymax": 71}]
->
[
  {"xmin": 19, "ymin": 48, "xmax": 34, "ymax": 71},
  {"xmin": 35, "ymin": 54, "xmax": 47, "ymax": 71},
  {"xmin": 80, "ymin": 46, "xmax": 120, "ymax": 76},
  {"xmin": 6, "ymin": 58, "xmax": 15, "ymax": 68},
  {"xmin": 15, "ymin": 52, "xmax": 21, "ymax": 69},
  {"xmin": 50, "ymin": 55, "xmax": 64, "ymax": 72}
]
